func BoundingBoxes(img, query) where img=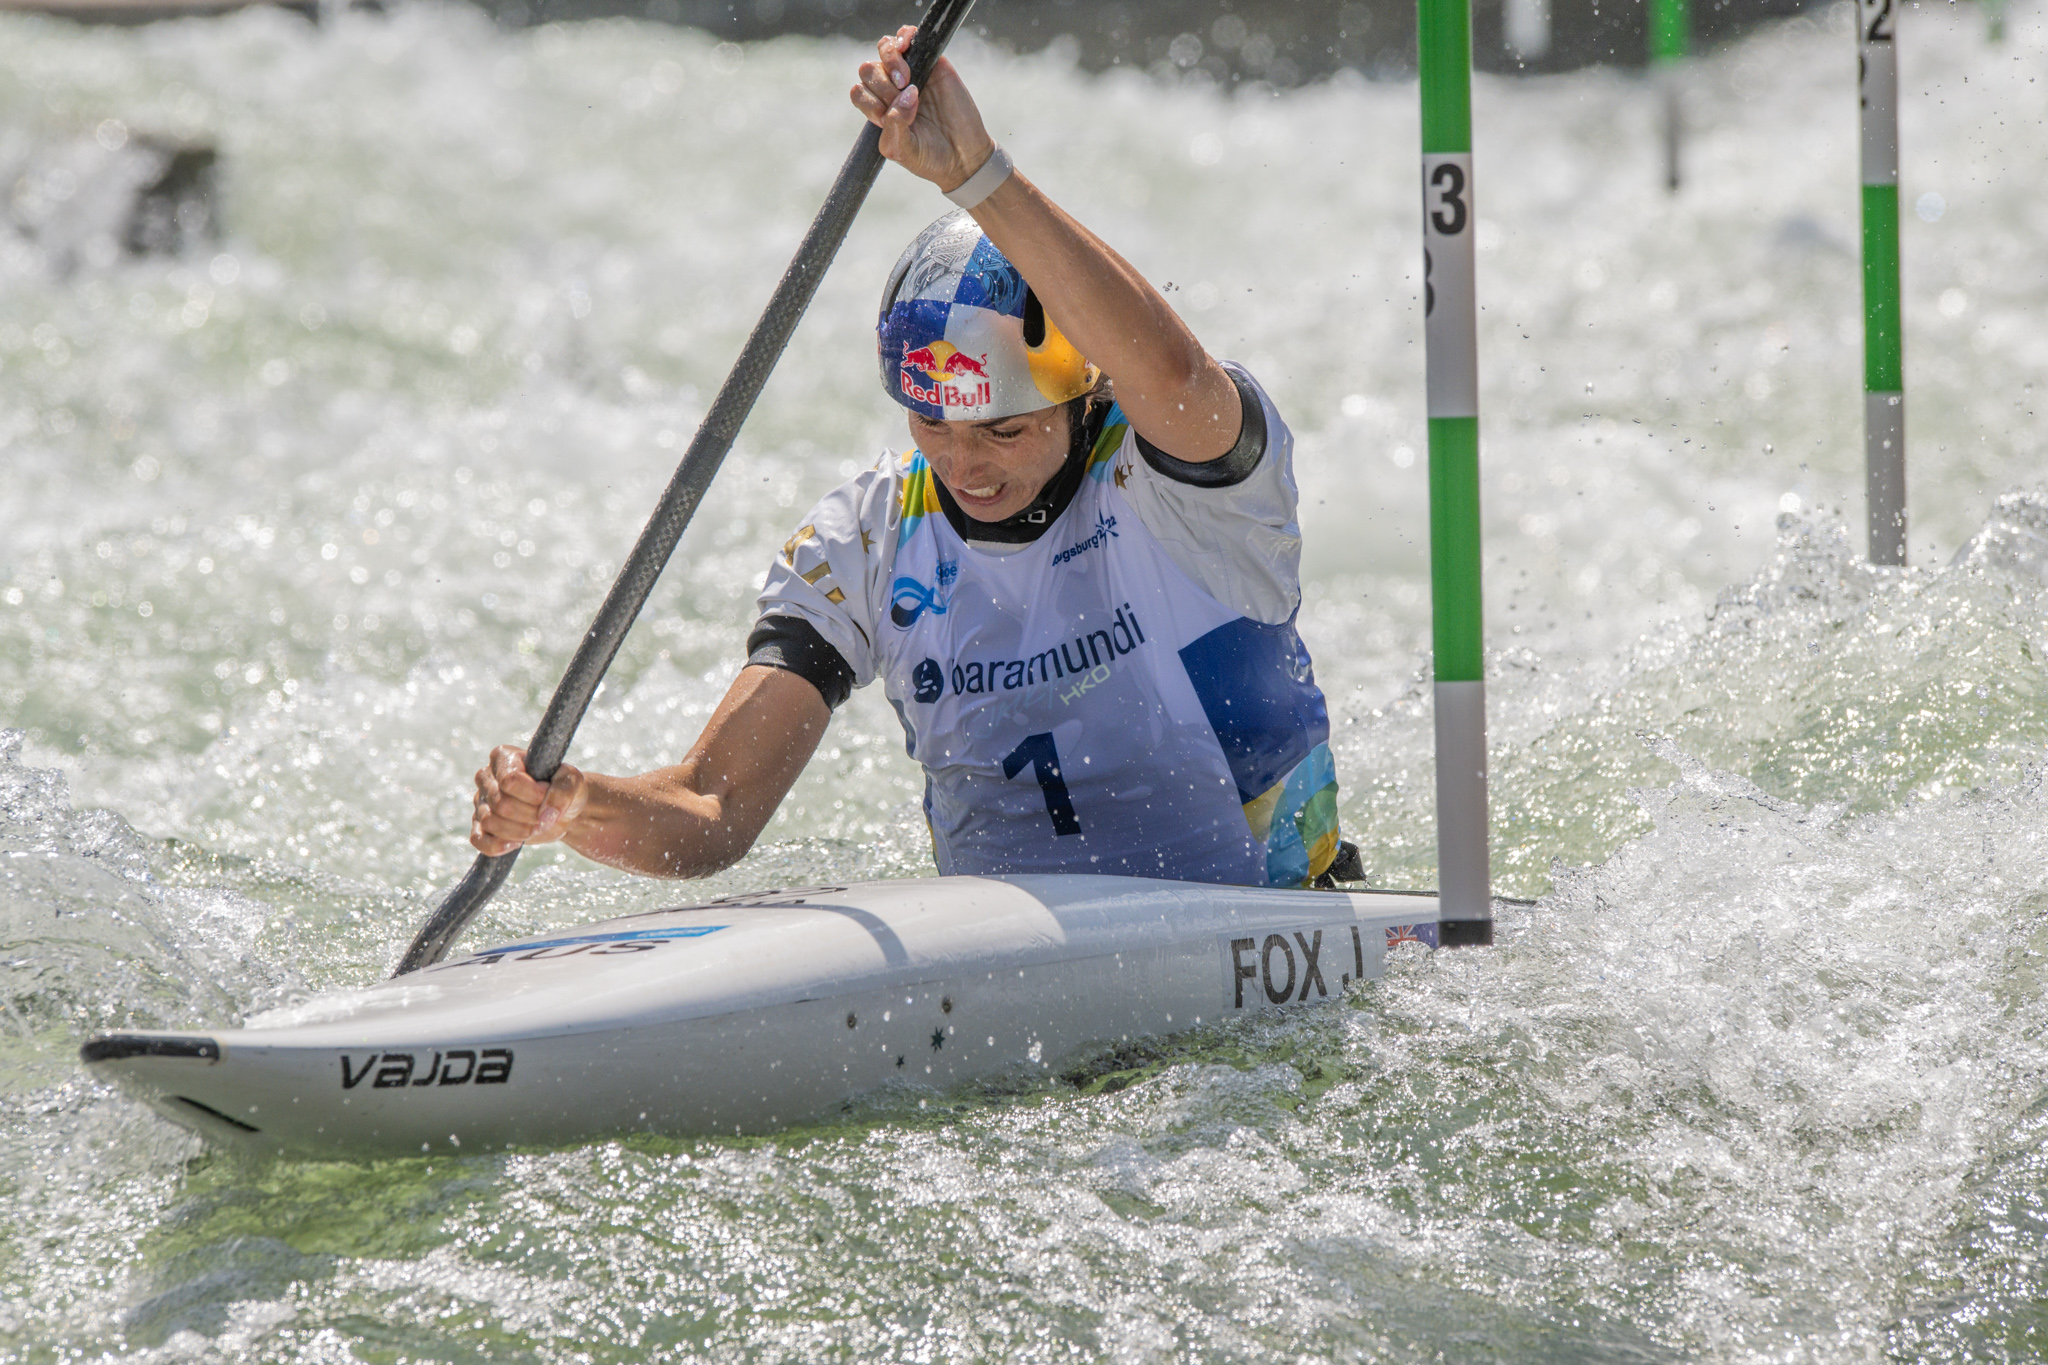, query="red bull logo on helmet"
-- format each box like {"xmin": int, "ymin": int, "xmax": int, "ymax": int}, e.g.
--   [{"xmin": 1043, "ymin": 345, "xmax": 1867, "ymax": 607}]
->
[{"xmin": 900, "ymin": 340, "xmax": 993, "ymax": 411}]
